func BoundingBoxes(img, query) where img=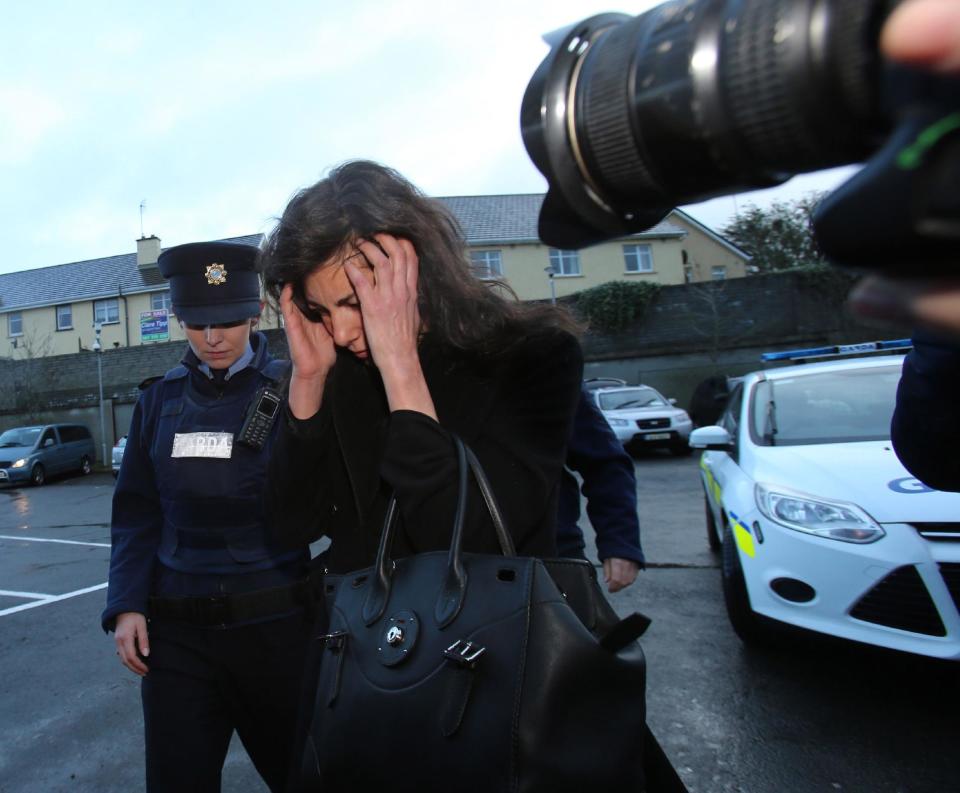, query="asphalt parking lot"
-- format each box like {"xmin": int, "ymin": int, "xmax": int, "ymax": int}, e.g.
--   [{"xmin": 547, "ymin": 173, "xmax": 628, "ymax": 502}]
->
[{"xmin": 1, "ymin": 458, "xmax": 958, "ymax": 792}]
